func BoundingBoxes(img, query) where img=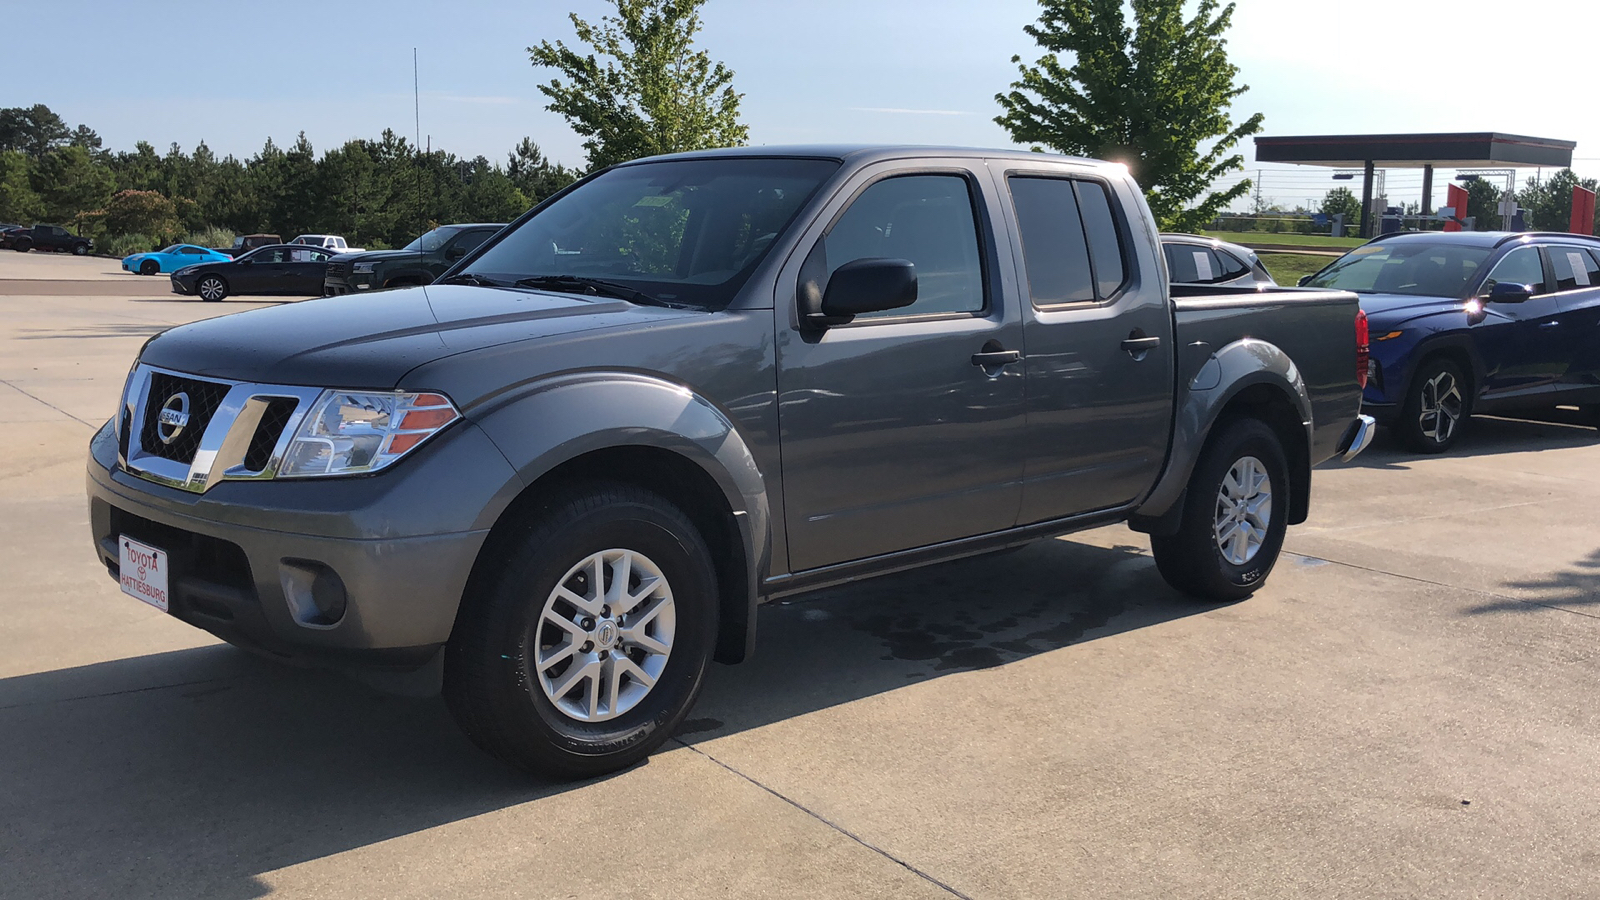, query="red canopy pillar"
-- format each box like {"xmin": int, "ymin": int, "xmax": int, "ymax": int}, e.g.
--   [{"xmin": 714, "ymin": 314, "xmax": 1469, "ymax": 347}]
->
[
  {"xmin": 1570, "ymin": 186, "xmax": 1596, "ymax": 235},
  {"xmin": 1444, "ymin": 184, "xmax": 1470, "ymax": 232}
]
